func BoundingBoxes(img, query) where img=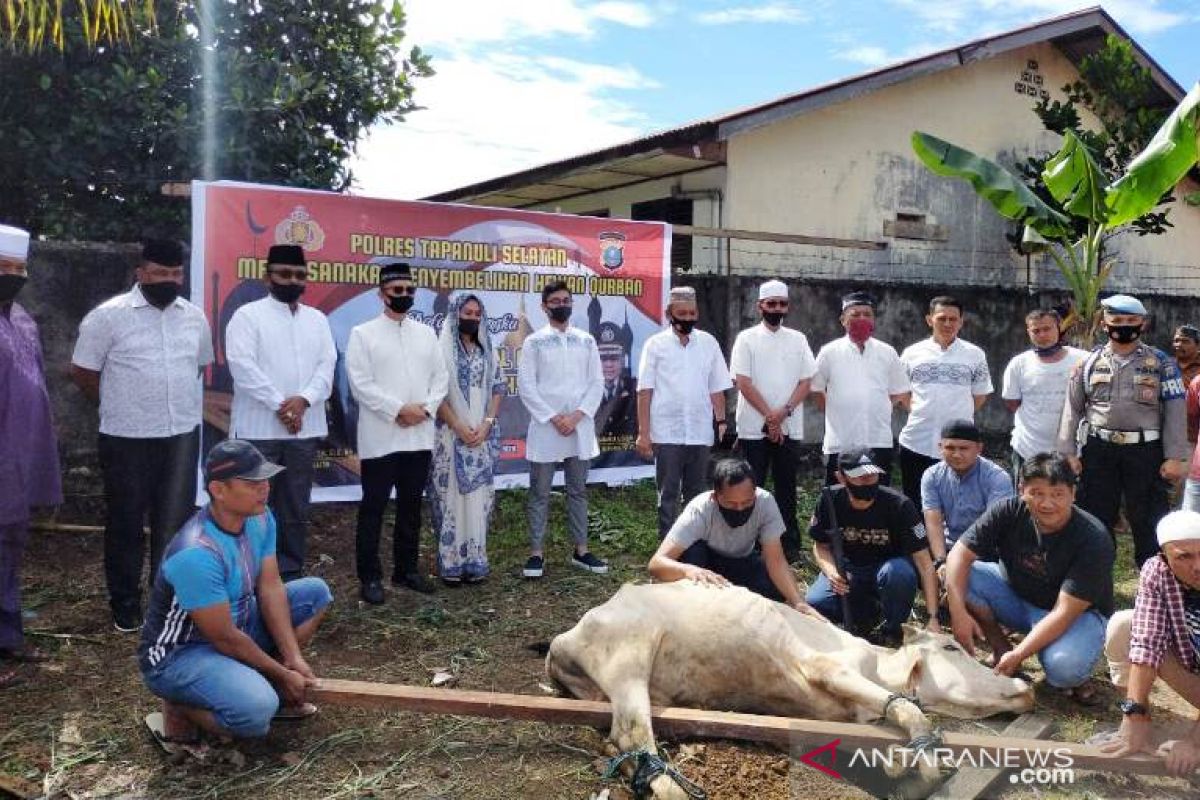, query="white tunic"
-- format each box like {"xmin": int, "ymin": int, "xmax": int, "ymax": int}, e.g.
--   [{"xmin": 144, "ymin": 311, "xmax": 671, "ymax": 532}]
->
[
  {"xmin": 729, "ymin": 322, "xmax": 816, "ymax": 441},
  {"xmin": 346, "ymin": 314, "xmax": 448, "ymax": 459},
  {"xmin": 811, "ymin": 335, "xmax": 910, "ymax": 454},
  {"xmin": 225, "ymin": 296, "xmax": 336, "ymax": 440},
  {"xmin": 518, "ymin": 325, "xmax": 603, "ymax": 463},
  {"xmin": 71, "ymin": 285, "xmax": 213, "ymax": 438},
  {"xmin": 898, "ymin": 337, "xmax": 993, "ymax": 458},
  {"xmin": 638, "ymin": 328, "xmax": 732, "ymax": 446}
]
